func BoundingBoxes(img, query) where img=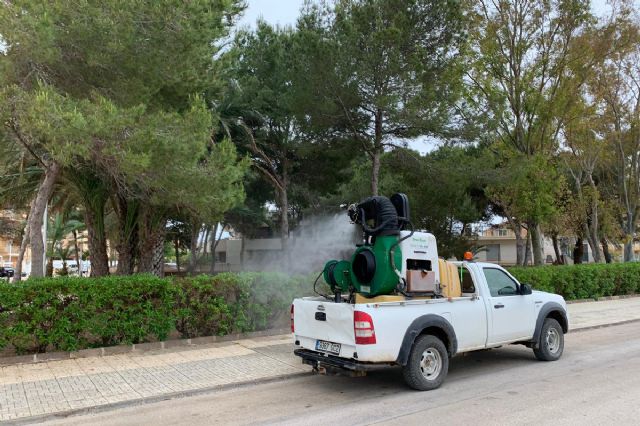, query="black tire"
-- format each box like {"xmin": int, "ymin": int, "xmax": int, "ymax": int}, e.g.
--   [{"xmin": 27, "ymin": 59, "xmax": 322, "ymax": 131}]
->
[
  {"xmin": 533, "ymin": 318, "xmax": 564, "ymax": 361},
  {"xmin": 402, "ymin": 335, "xmax": 449, "ymax": 391}
]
